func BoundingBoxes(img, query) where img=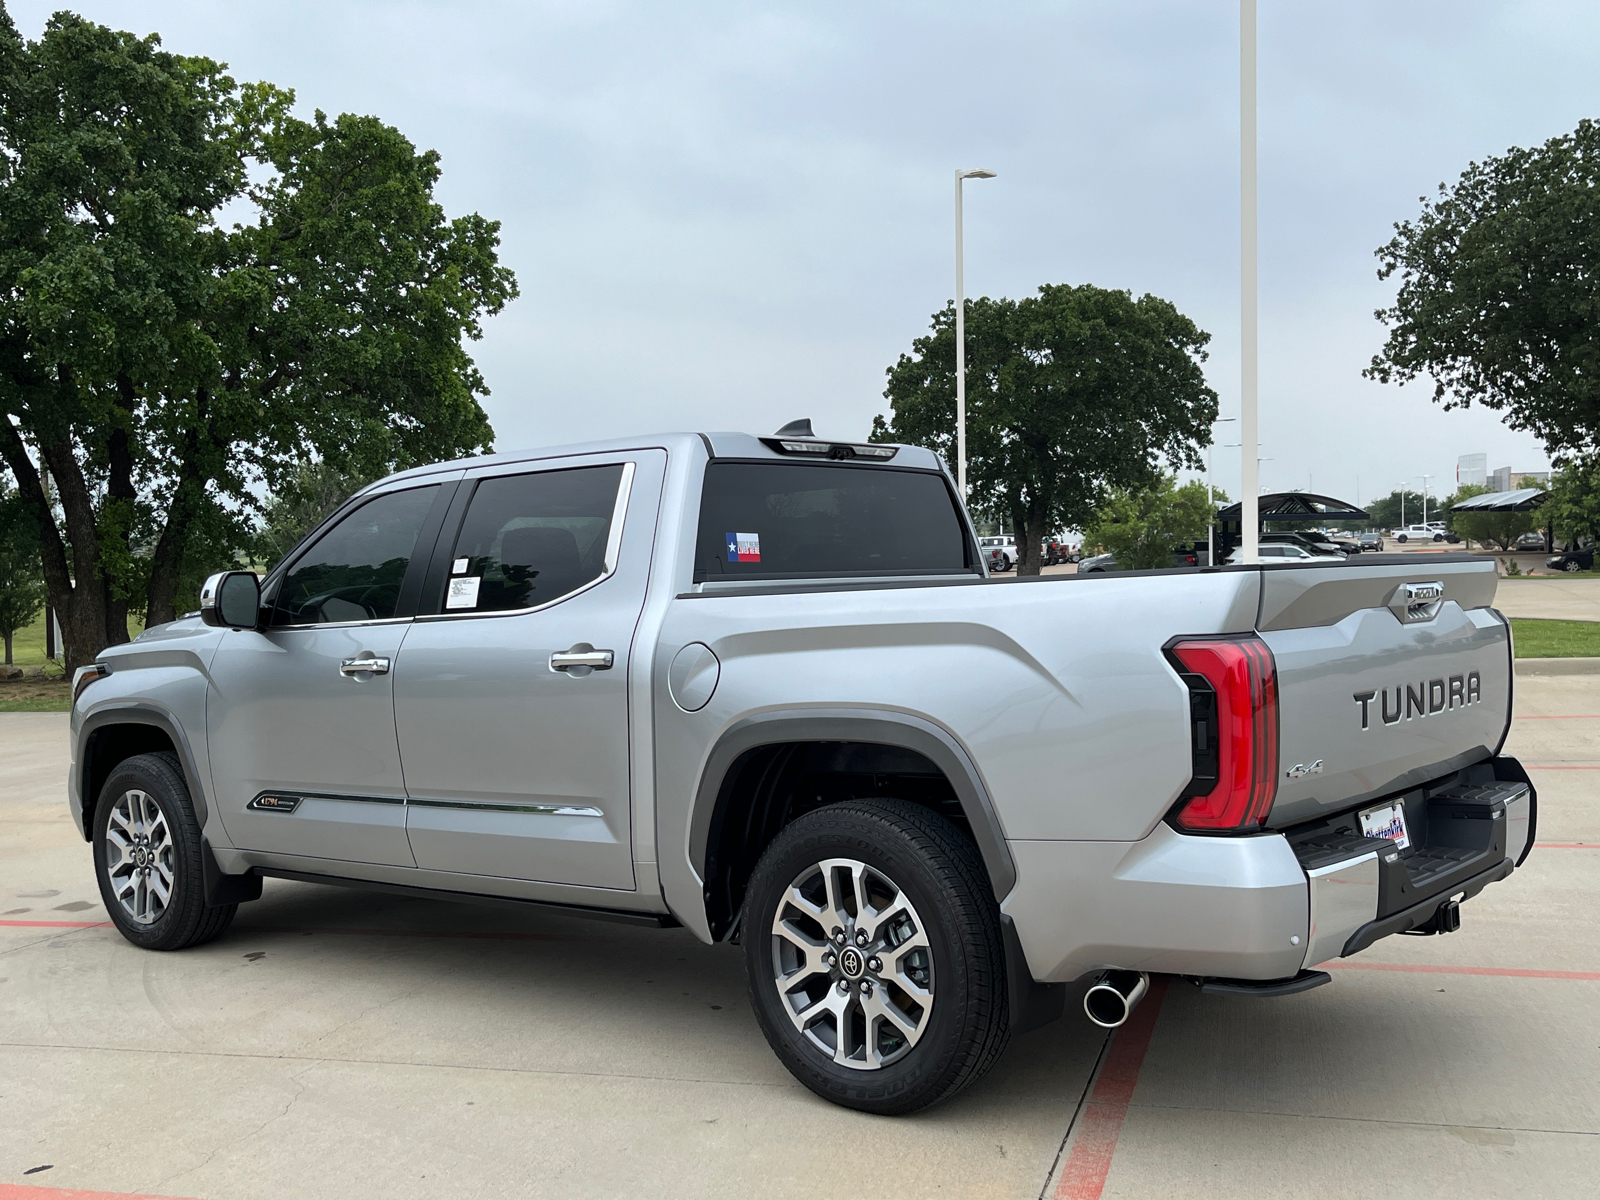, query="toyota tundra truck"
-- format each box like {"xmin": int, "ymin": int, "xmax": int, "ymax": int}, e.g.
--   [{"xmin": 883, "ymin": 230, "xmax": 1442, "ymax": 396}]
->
[{"xmin": 69, "ymin": 426, "xmax": 1534, "ymax": 1113}]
